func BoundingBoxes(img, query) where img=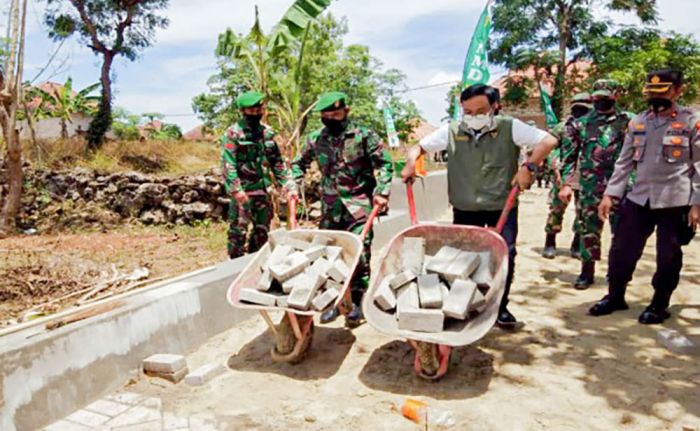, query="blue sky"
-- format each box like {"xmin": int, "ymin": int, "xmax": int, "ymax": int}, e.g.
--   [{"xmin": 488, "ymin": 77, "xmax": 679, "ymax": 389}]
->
[{"xmin": 17, "ymin": 0, "xmax": 700, "ymax": 133}]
